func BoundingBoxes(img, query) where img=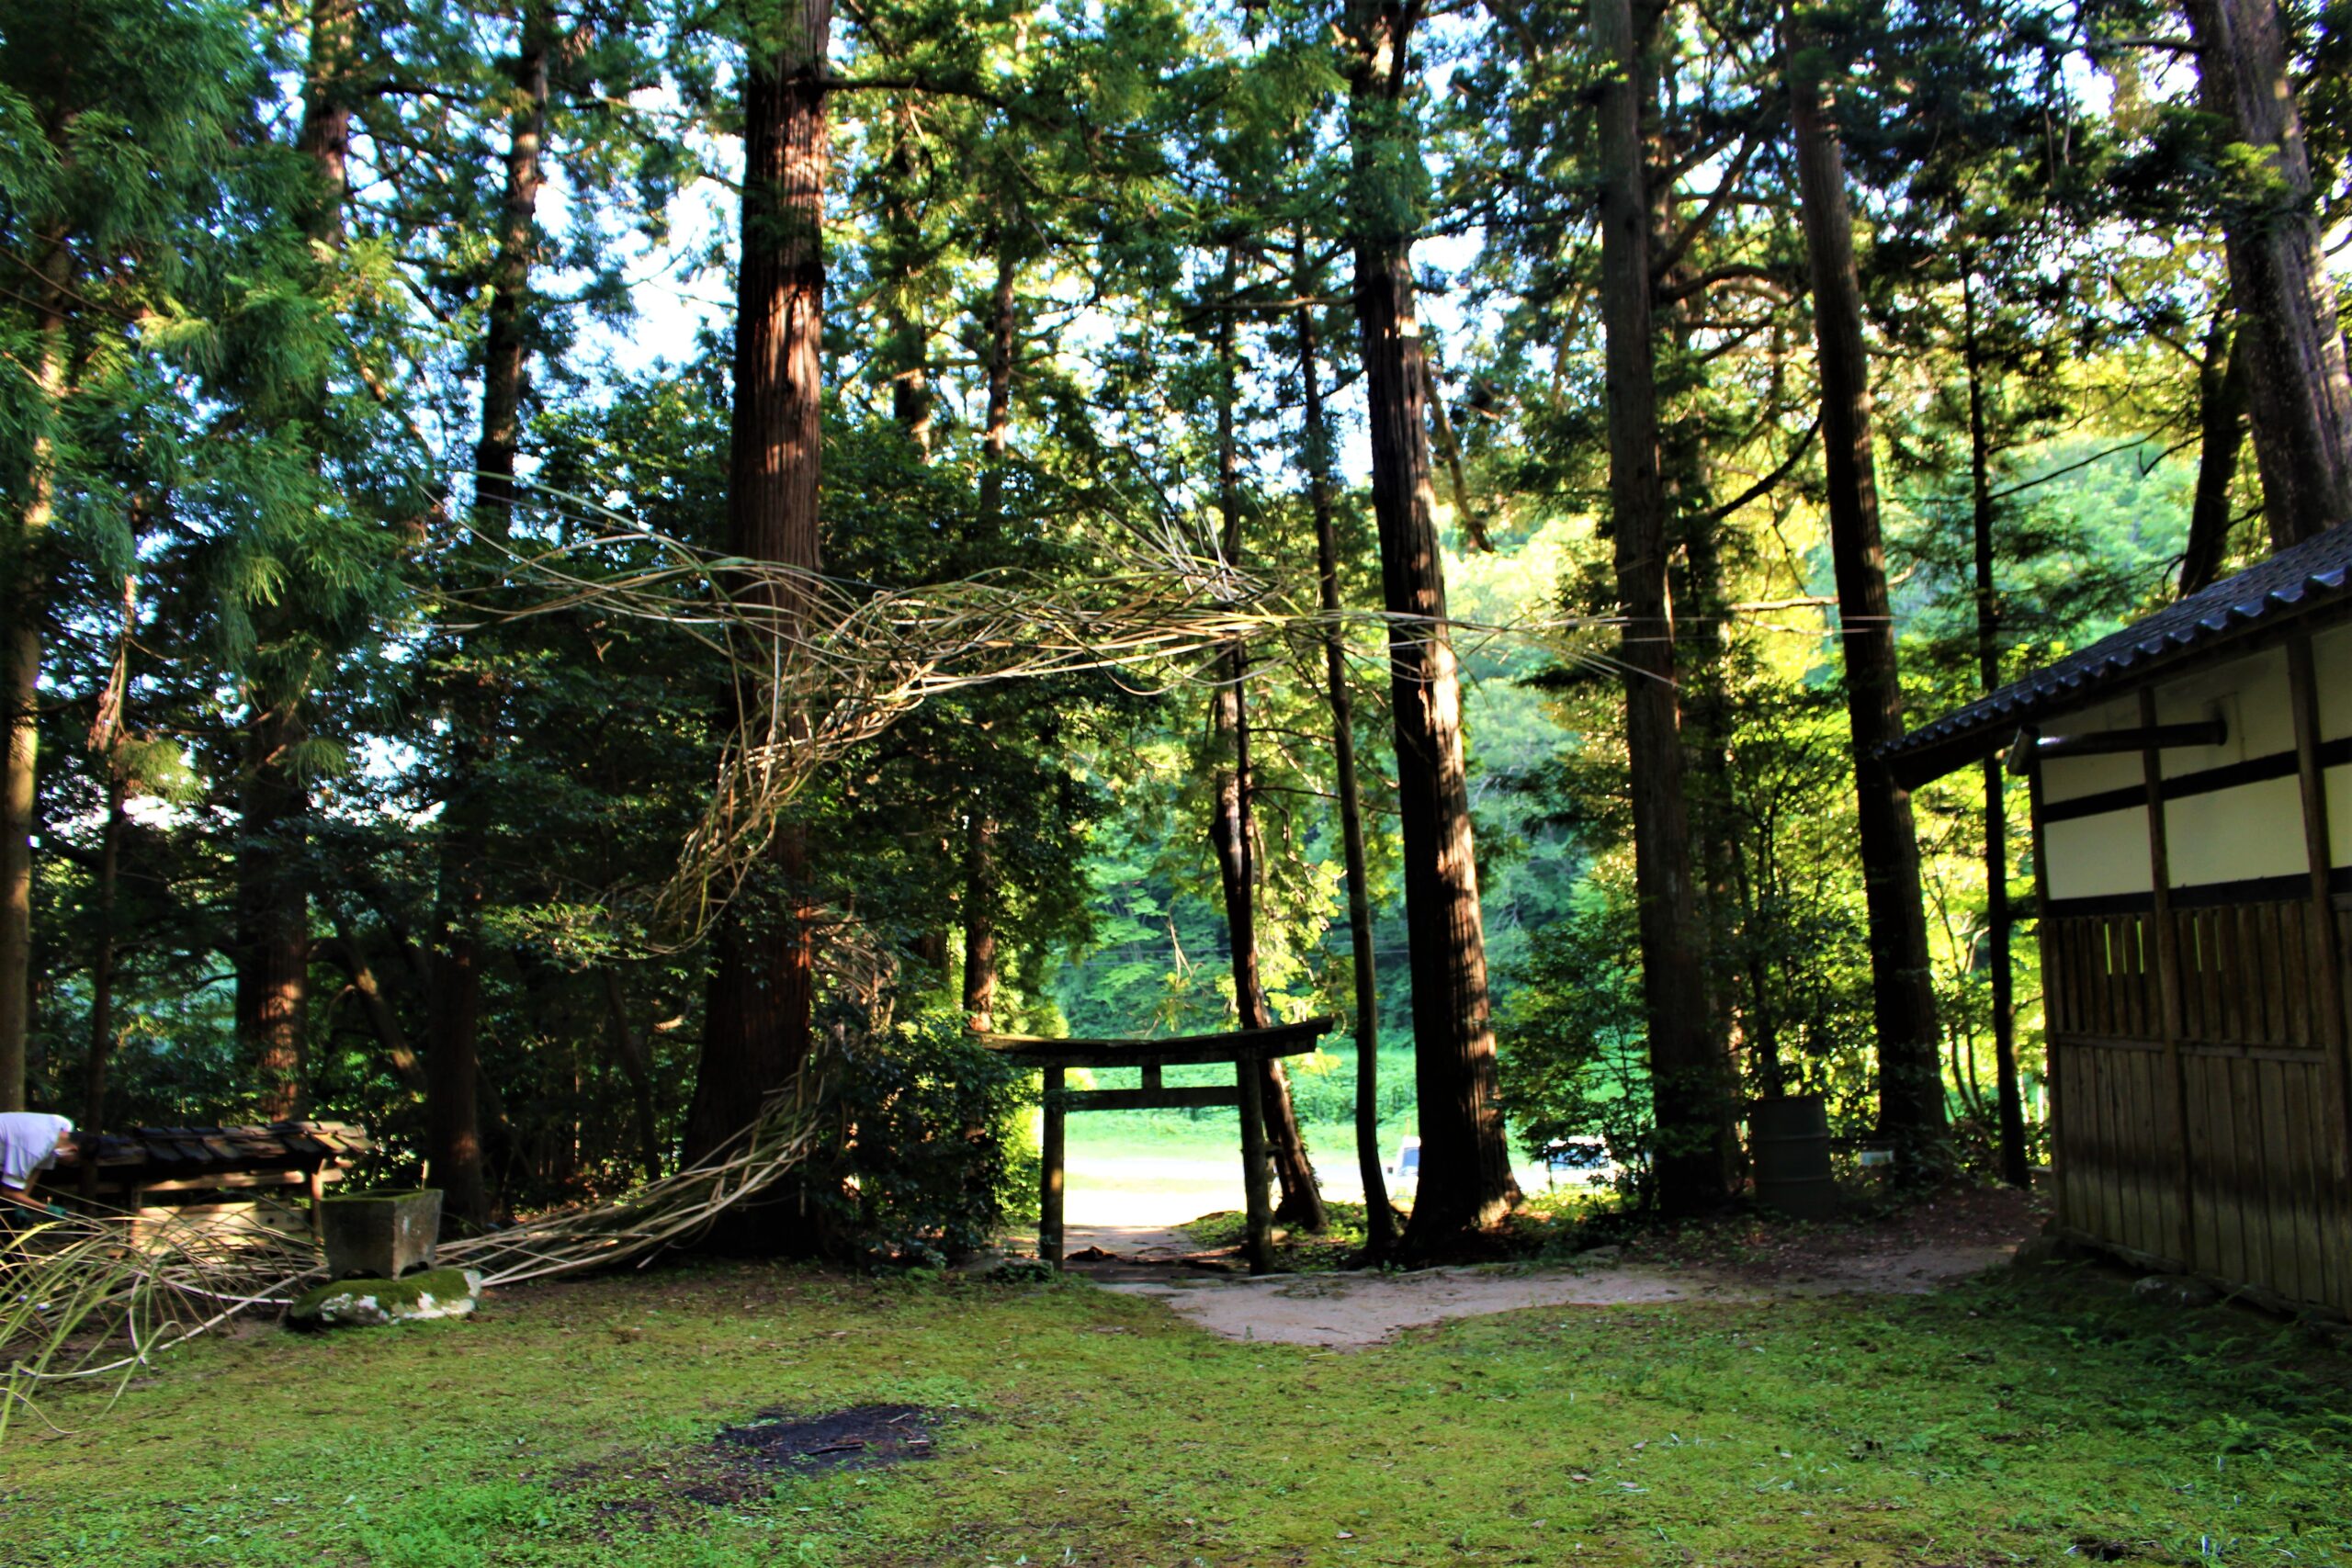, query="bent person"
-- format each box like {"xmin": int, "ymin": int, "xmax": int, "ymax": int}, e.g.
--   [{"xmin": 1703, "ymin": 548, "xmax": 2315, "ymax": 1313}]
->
[{"xmin": 0, "ymin": 1112, "xmax": 74, "ymax": 1214}]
